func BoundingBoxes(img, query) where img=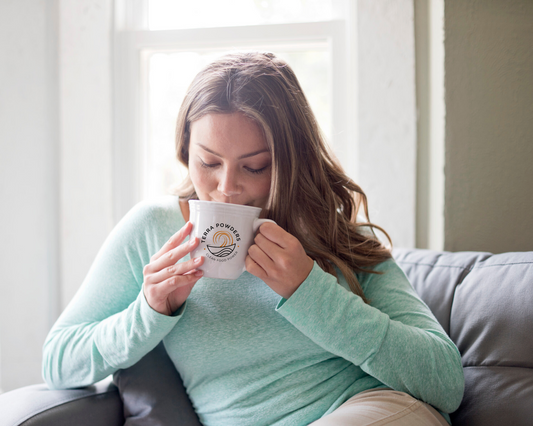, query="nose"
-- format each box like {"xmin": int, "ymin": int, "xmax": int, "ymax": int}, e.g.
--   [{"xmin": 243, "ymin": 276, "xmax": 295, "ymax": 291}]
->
[{"xmin": 217, "ymin": 167, "xmax": 242, "ymax": 199}]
